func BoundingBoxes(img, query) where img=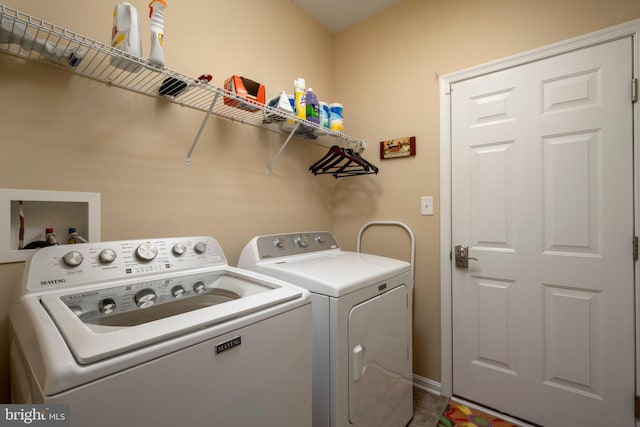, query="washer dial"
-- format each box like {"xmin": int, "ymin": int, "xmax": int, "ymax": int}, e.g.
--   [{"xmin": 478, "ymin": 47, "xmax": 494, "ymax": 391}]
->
[
  {"xmin": 194, "ymin": 241, "xmax": 207, "ymax": 254},
  {"xmin": 171, "ymin": 285, "xmax": 186, "ymax": 298},
  {"xmin": 68, "ymin": 305, "xmax": 83, "ymax": 317},
  {"xmin": 172, "ymin": 243, "xmax": 187, "ymax": 256},
  {"xmin": 135, "ymin": 289, "xmax": 157, "ymax": 308},
  {"xmin": 99, "ymin": 248, "xmax": 117, "ymax": 264},
  {"xmin": 99, "ymin": 298, "xmax": 116, "ymax": 314},
  {"xmin": 135, "ymin": 242, "xmax": 158, "ymax": 262},
  {"xmin": 63, "ymin": 250, "xmax": 84, "ymax": 267},
  {"xmin": 193, "ymin": 281, "xmax": 206, "ymax": 294},
  {"xmin": 294, "ymin": 234, "xmax": 309, "ymax": 248},
  {"xmin": 273, "ymin": 238, "xmax": 285, "ymax": 249}
]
